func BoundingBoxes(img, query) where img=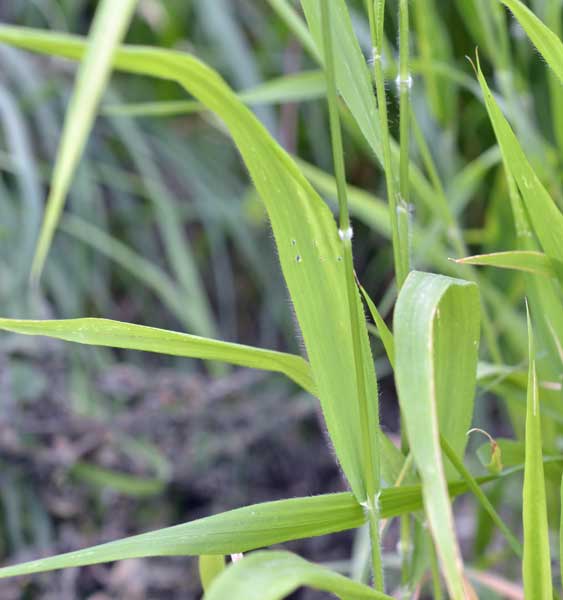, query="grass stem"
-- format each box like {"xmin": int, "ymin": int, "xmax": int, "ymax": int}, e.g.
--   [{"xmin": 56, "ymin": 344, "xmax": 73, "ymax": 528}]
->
[{"xmin": 369, "ymin": 0, "xmax": 409, "ymax": 289}]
